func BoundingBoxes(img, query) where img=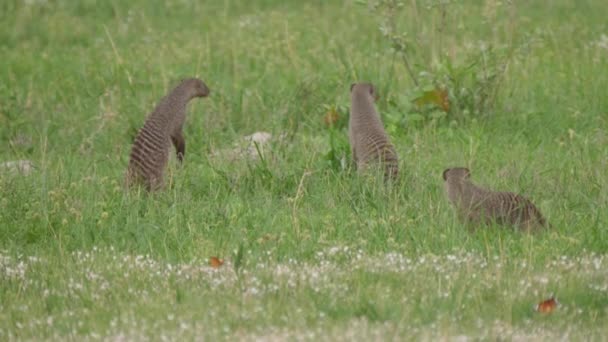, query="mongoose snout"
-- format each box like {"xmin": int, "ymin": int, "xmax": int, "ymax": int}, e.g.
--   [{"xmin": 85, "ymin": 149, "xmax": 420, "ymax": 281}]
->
[
  {"xmin": 188, "ymin": 78, "xmax": 210, "ymax": 98},
  {"xmin": 443, "ymin": 167, "xmax": 548, "ymax": 232}
]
